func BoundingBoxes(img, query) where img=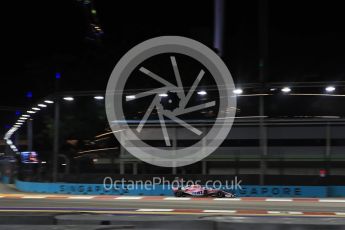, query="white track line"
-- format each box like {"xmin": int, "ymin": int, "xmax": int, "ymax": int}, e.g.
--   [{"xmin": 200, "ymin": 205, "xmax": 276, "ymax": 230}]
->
[
  {"xmin": 267, "ymin": 211, "xmax": 282, "ymax": 214},
  {"xmin": 203, "ymin": 210, "xmax": 236, "ymax": 213},
  {"xmin": 265, "ymin": 198, "xmax": 293, "ymax": 202},
  {"xmin": 137, "ymin": 209, "xmax": 174, "ymax": 212},
  {"xmin": 335, "ymin": 212, "xmax": 345, "ymax": 216},
  {"xmin": 67, "ymin": 196, "xmax": 95, "ymax": 199},
  {"xmin": 115, "ymin": 196, "xmax": 143, "ymax": 200},
  {"xmin": 21, "ymin": 196, "xmax": 47, "ymax": 199},
  {"xmin": 46, "ymin": 195, "xmax": 68, "ymax": 198},
  {"xmin": 288, "ymin": 211, "xmax": 303, "ymax": 215},
  {"xmin": 213, "ymin": 198, "xmax": 241, "ymax": 201},
  {"xmin": 164, "ymin": 197, "xmax": 191, "ymax": 200},
  {"xmin": 319, "ymin": 199, "xmax": 345, "ymax": 203}
]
